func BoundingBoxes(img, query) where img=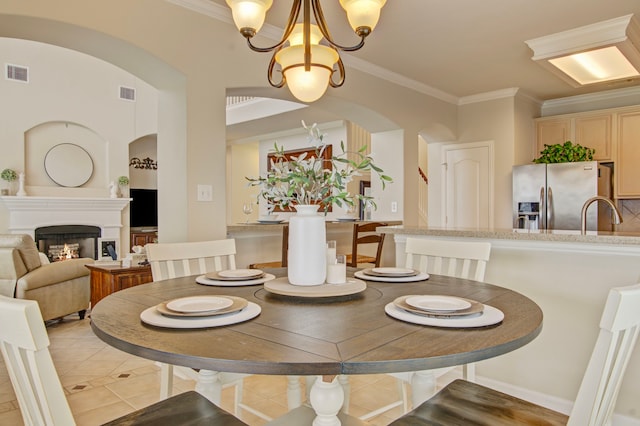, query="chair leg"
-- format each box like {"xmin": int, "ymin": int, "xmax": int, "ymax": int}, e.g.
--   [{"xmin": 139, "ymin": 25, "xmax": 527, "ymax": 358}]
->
[
  {"xmin": 338, "ymin": 375, "xmax": 350, "ymax": 413},
  {"xmin": 411, "ymin": 370, "xmax": 437, "ymax": 409},
  {"xmin": 287, "ymin": 376, "xmax": 302, "ymax": 410},
  {"xmin": 462, "ymin": 363, "xmax": 476, "ymax": 382},
  {"xmin": 78, "ymin": 309, "xmax": 86, "ymax": 320},
  {"xmin": 160, "ymin": 363, "xmax": 174, "ymax": 399}
]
